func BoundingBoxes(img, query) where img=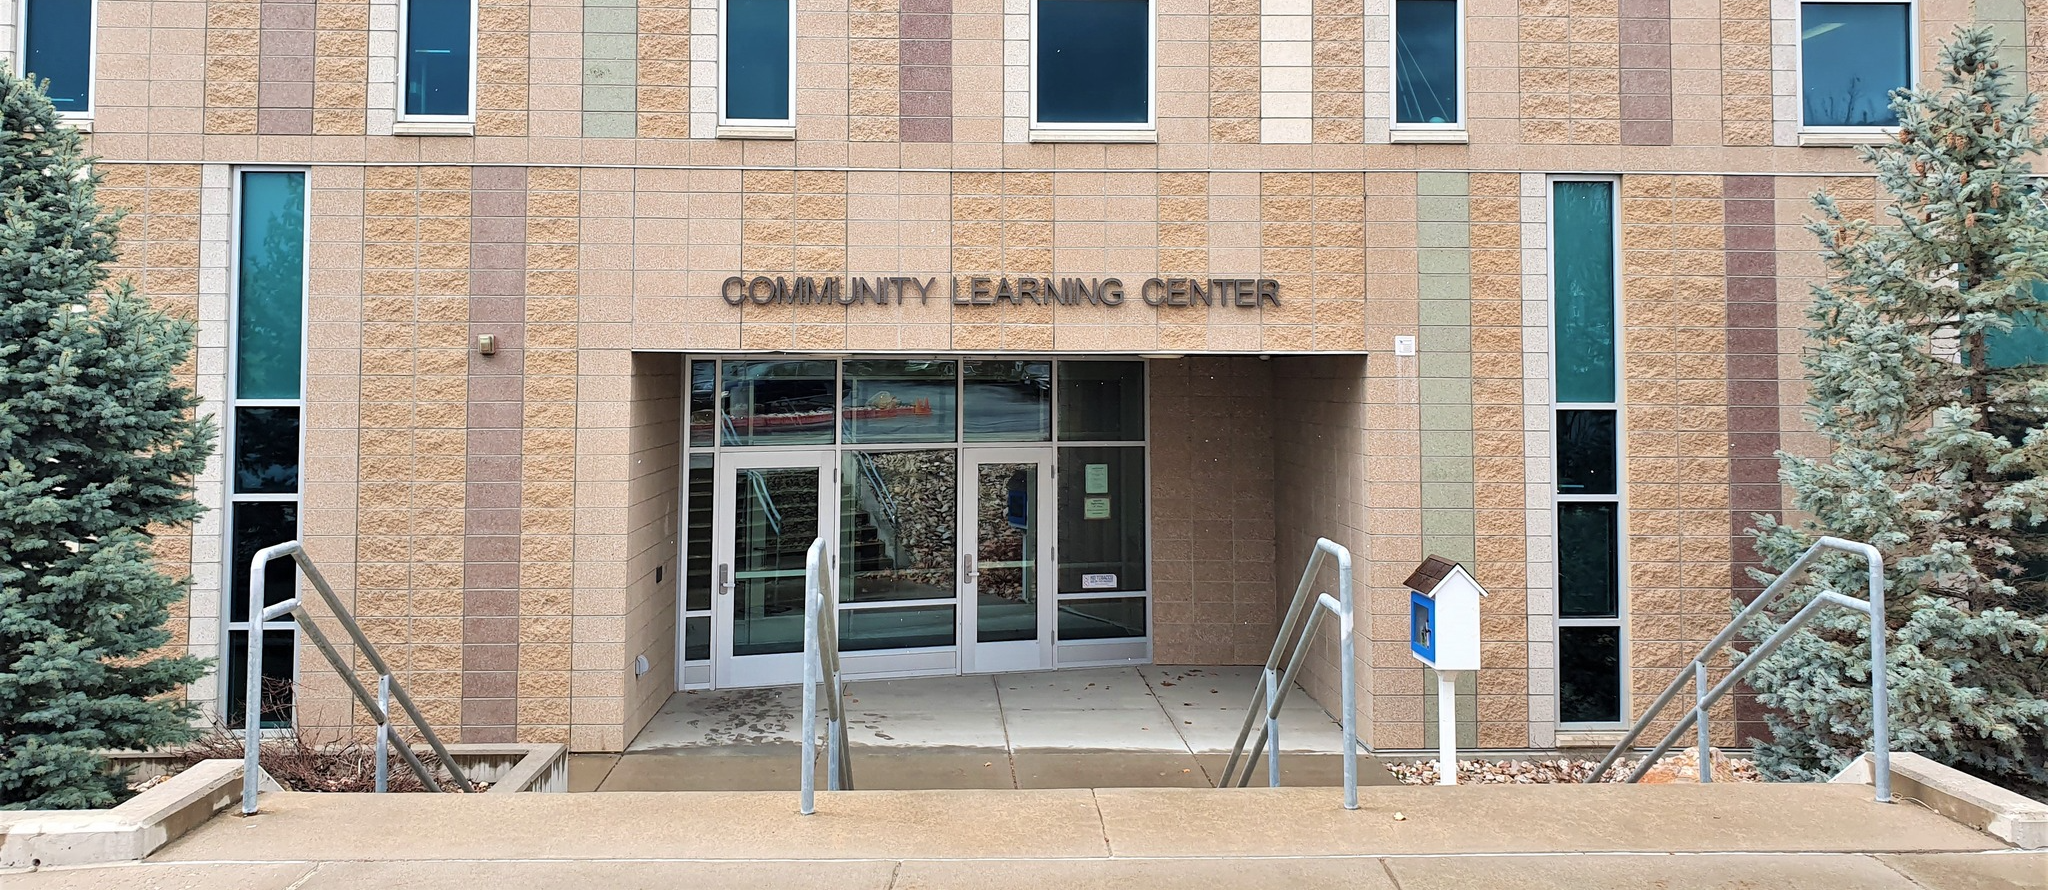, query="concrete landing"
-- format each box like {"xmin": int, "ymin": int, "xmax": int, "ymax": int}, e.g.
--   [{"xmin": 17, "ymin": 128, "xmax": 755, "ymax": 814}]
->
[
  {"xmin": 10, "ymin": 784, "xmax": 2036, "ymax": 889},
  {"xmin": 586, "ymin": 665, "xmax": 1391, "ymax": 792}
]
